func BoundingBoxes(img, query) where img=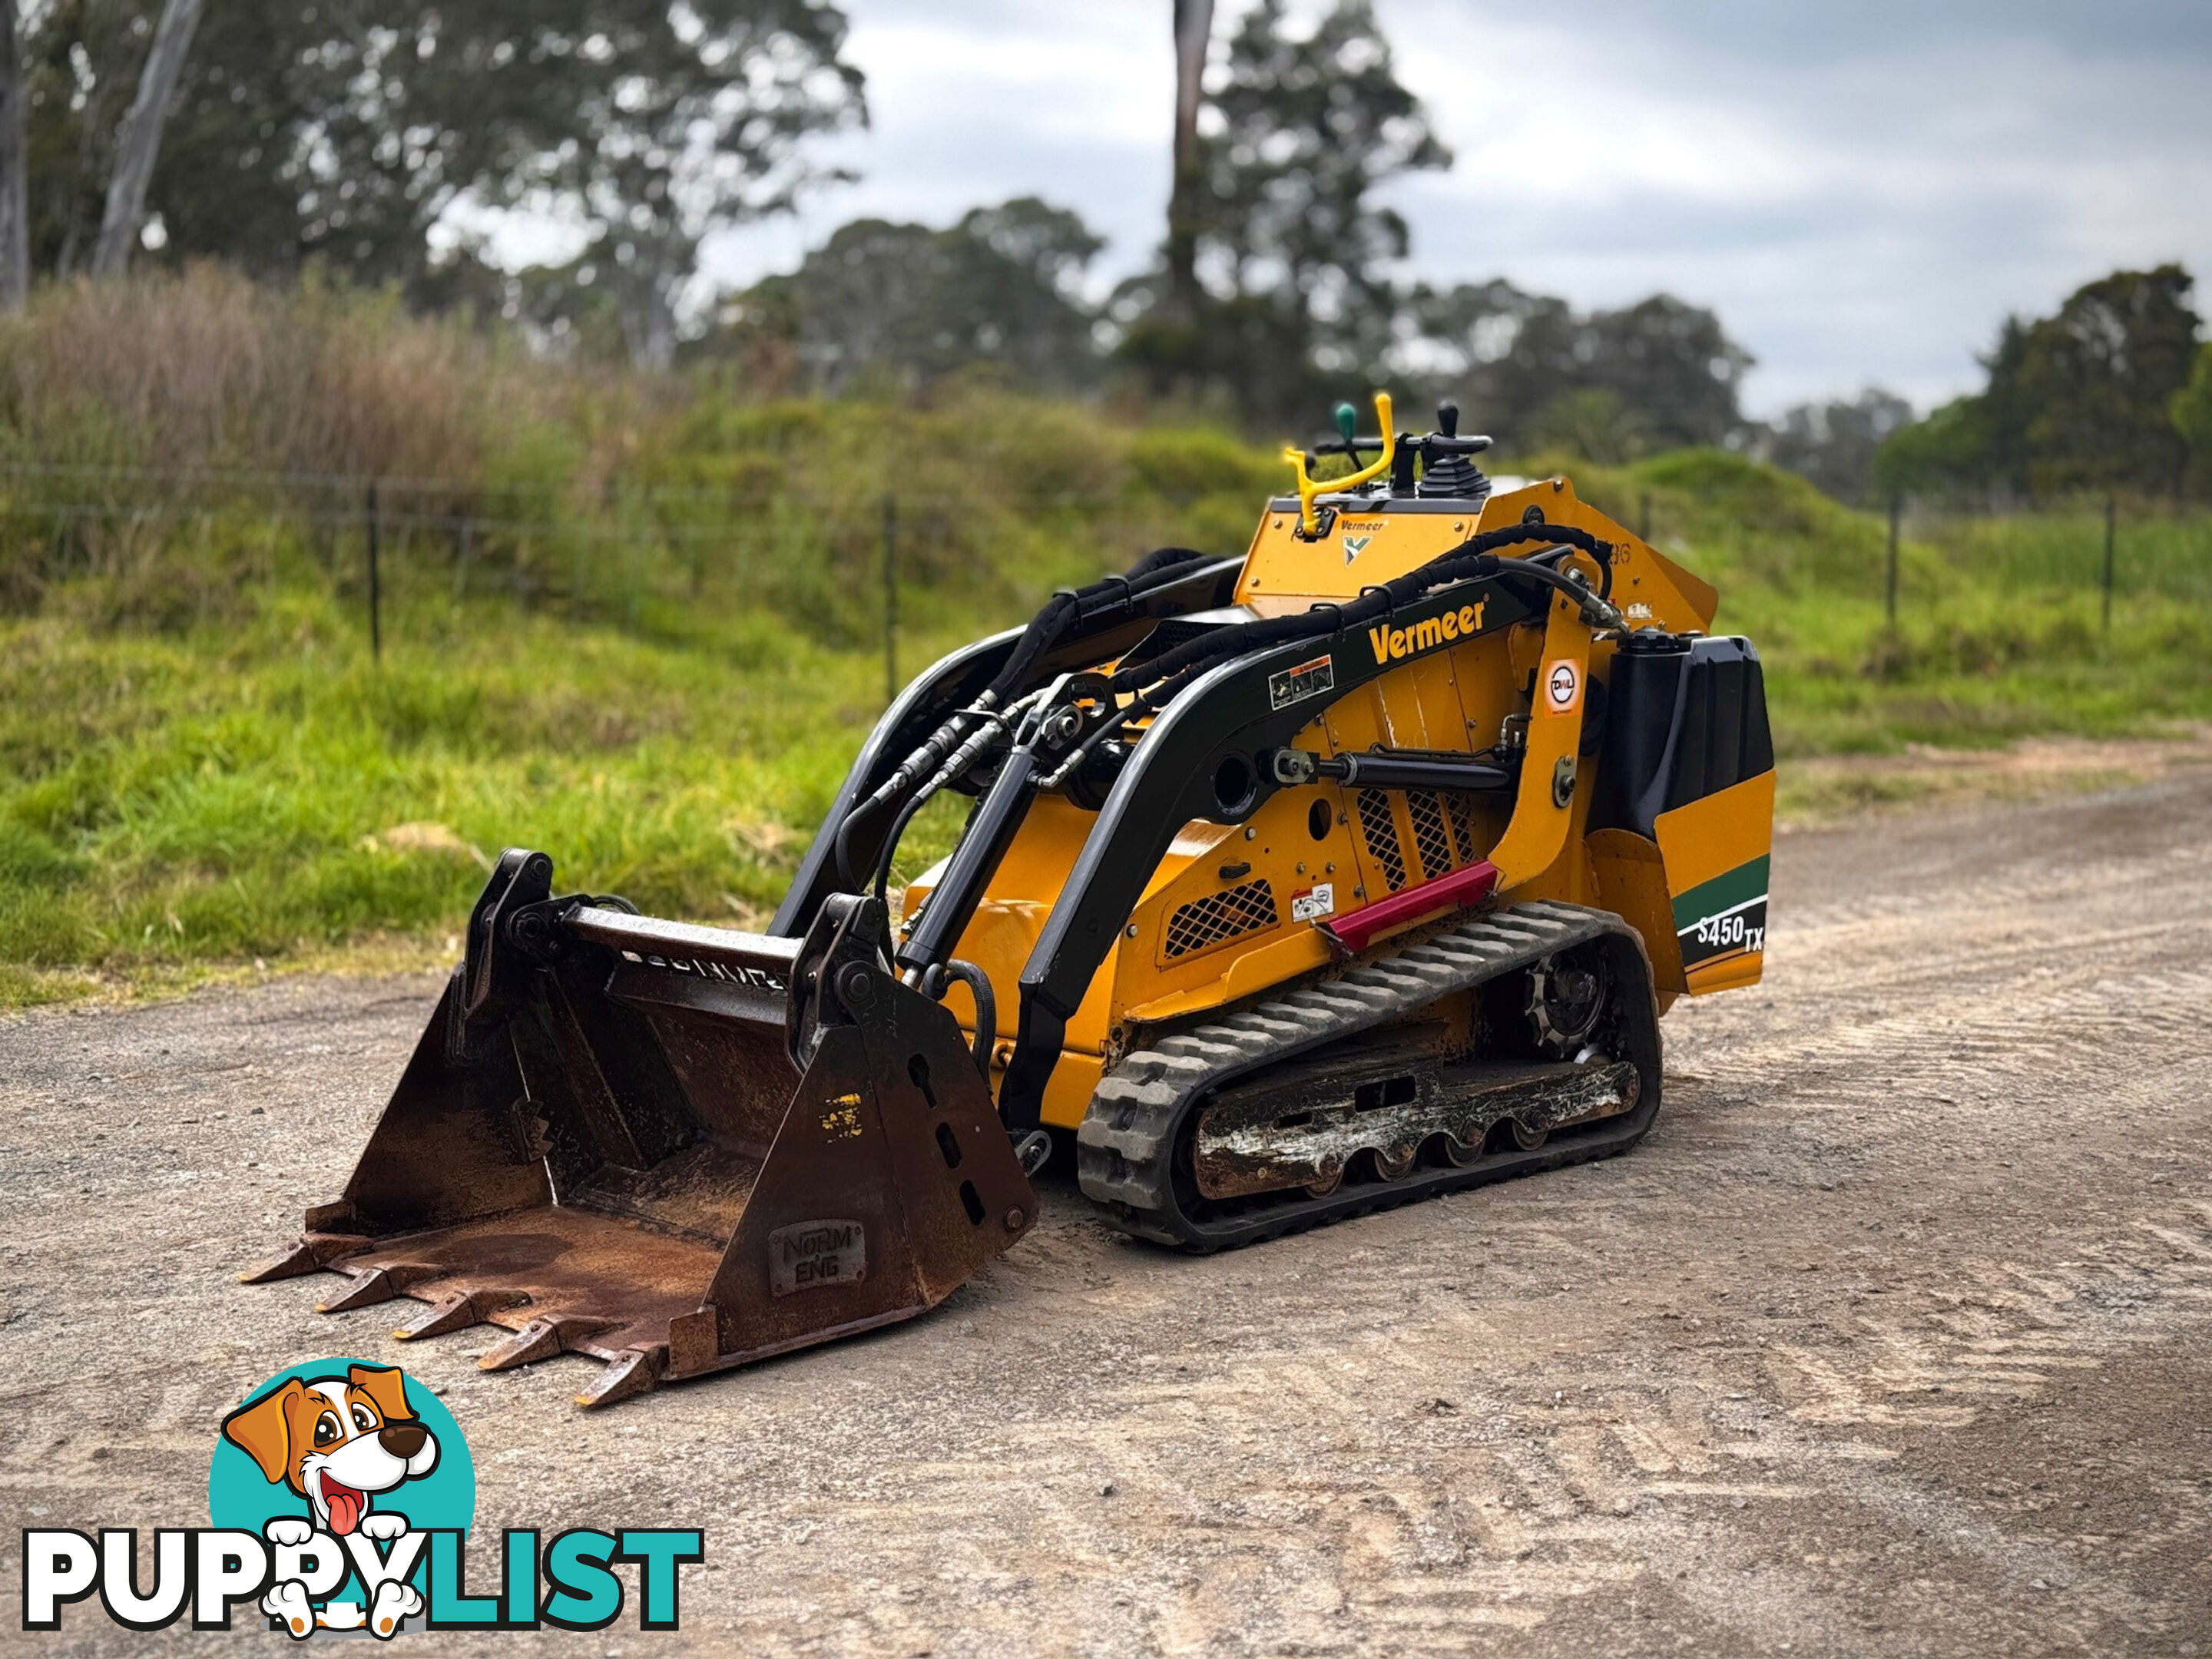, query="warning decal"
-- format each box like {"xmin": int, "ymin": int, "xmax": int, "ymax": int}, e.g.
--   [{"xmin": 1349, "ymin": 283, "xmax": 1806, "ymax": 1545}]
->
[{"xmin": 1269, "ymin": 653, "xmax": 1336, "ymax": 711}]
